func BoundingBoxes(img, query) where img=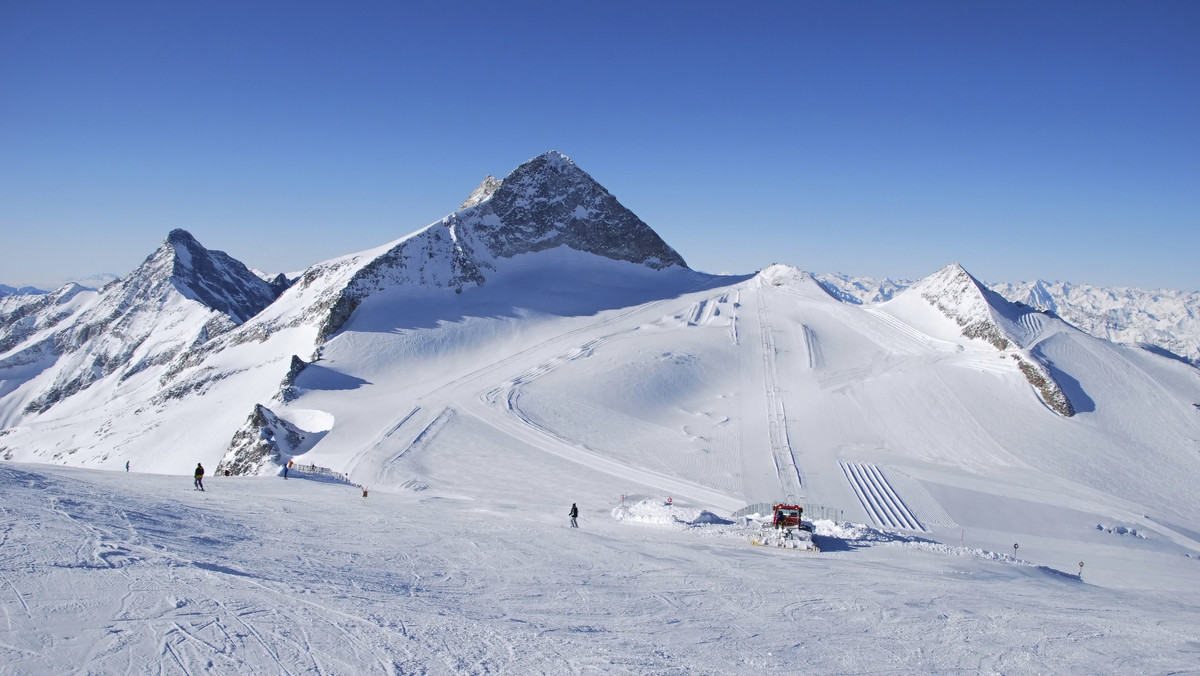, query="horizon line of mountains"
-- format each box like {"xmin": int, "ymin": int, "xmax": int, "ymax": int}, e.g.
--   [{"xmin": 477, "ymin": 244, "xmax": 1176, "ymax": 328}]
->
[
  {"xmin": 4, "ymin": 151, "xmax": 1197, "ymax": 371},
  {"xmin": 1, "ymin": 151, "xmax": 1197, "ymax": 429}
]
